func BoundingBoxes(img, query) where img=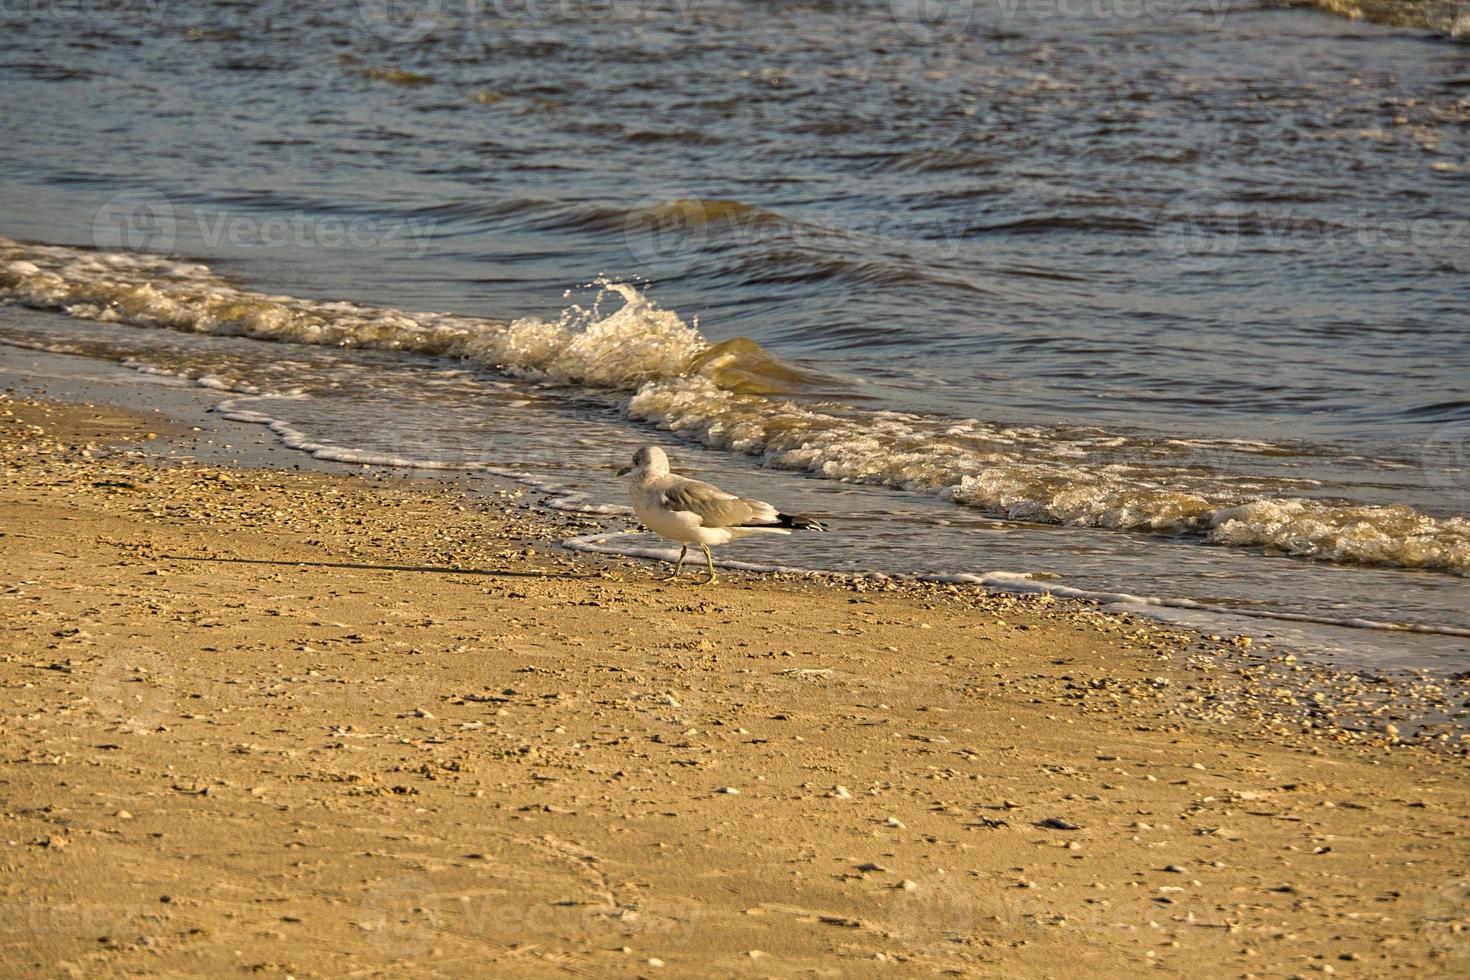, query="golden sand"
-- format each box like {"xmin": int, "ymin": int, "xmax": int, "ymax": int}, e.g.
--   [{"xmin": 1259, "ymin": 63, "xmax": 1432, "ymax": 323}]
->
[{"xmin": 2, "ymin": 396, "xmax": 1466, "ymax": 977}]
